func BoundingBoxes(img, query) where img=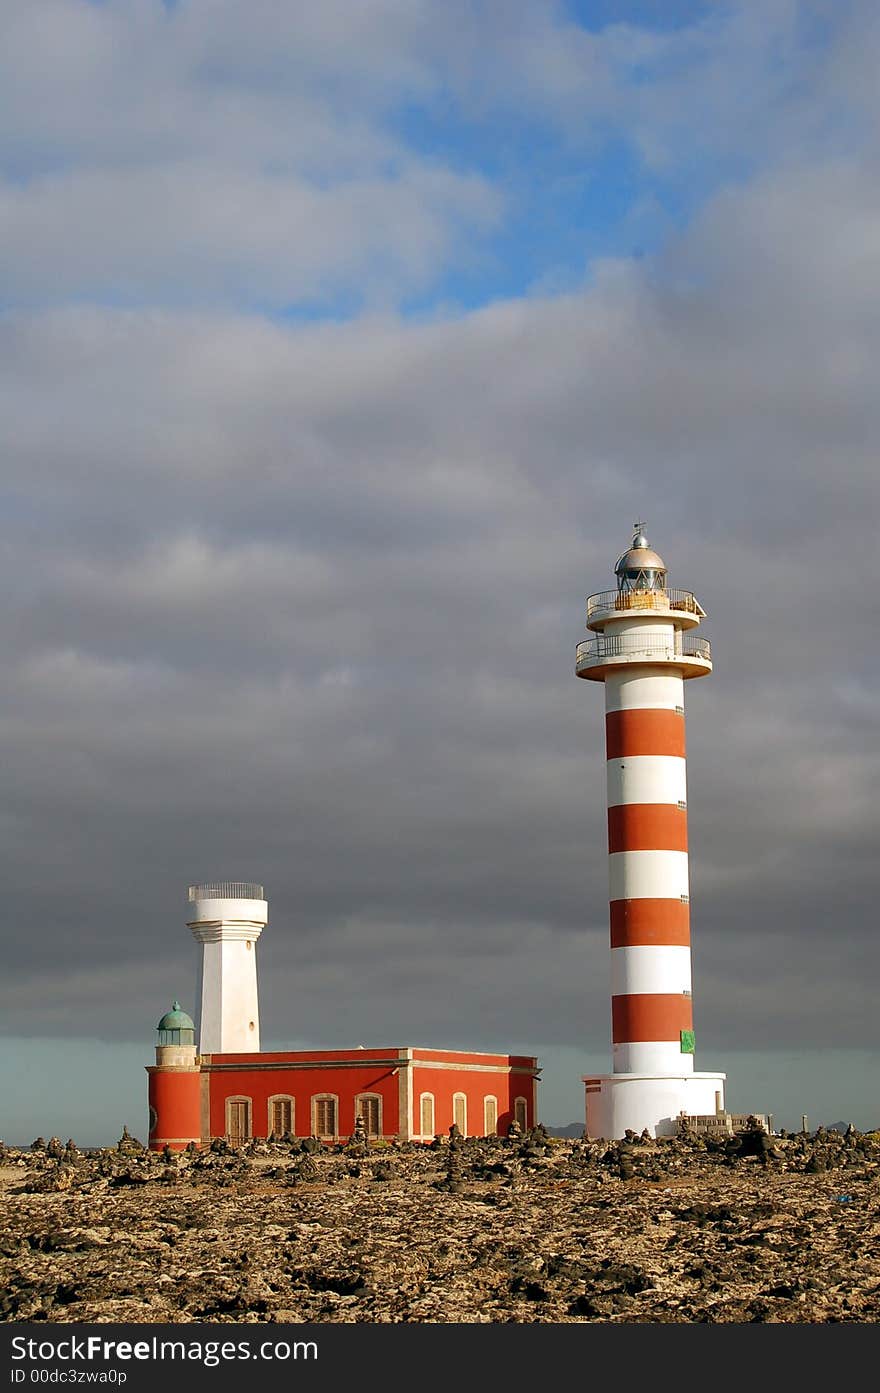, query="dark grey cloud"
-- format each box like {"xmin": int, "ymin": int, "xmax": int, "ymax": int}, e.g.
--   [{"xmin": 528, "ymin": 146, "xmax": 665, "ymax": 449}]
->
[{"xmin": 2, "ymin": 150, "xmax": 878, "ymax": 1064}]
